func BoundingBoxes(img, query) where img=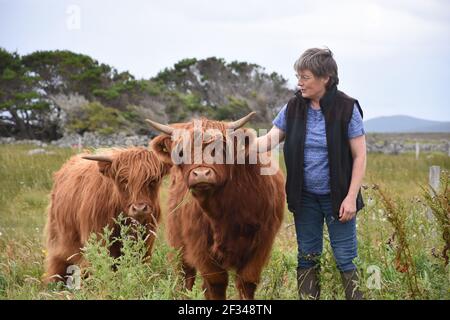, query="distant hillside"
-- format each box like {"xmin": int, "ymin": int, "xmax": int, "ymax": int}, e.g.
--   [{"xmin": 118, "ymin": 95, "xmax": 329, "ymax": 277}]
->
[{"xmin": 364, "ymin": 115, "xmax": 450, "ymax": 133}]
